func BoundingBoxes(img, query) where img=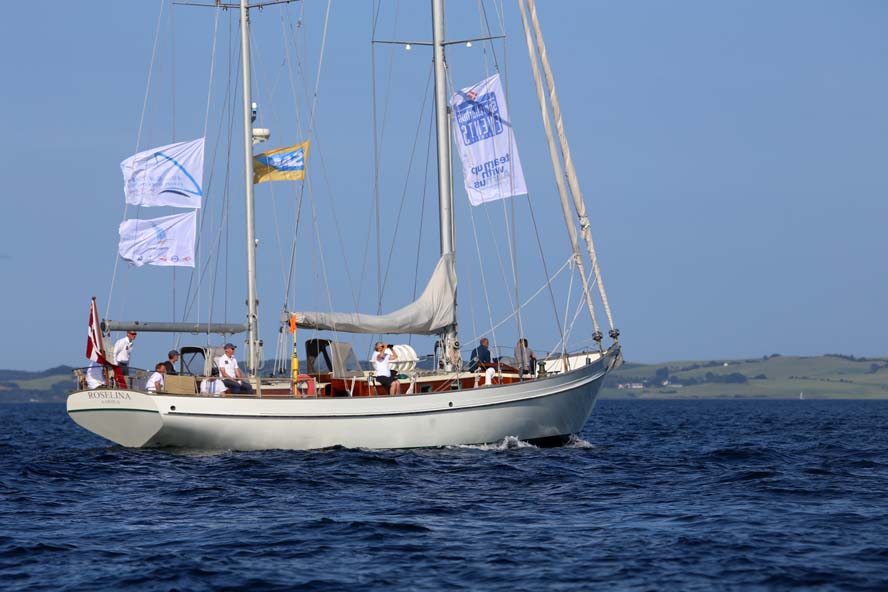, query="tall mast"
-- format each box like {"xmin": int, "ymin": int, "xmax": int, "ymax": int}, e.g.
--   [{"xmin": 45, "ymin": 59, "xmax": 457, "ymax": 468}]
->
[
  {"xmin": 240, "ymin": 0, "xmax": 260, "ymax": 374},
  {"xmin": 432, "ymin": 0, "xmax": 453, "ymax": 257},
  {"xmin": 431, "ymin": 0, "xmax": 460, "ymax": 369}
]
